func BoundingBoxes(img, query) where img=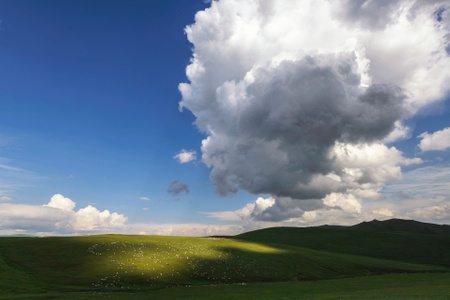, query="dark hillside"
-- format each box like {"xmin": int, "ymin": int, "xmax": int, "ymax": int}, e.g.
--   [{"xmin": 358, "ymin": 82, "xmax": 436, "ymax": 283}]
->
[{"xmin": 236, "ymin": 219, "xmax": 450, "ymax": 268}]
